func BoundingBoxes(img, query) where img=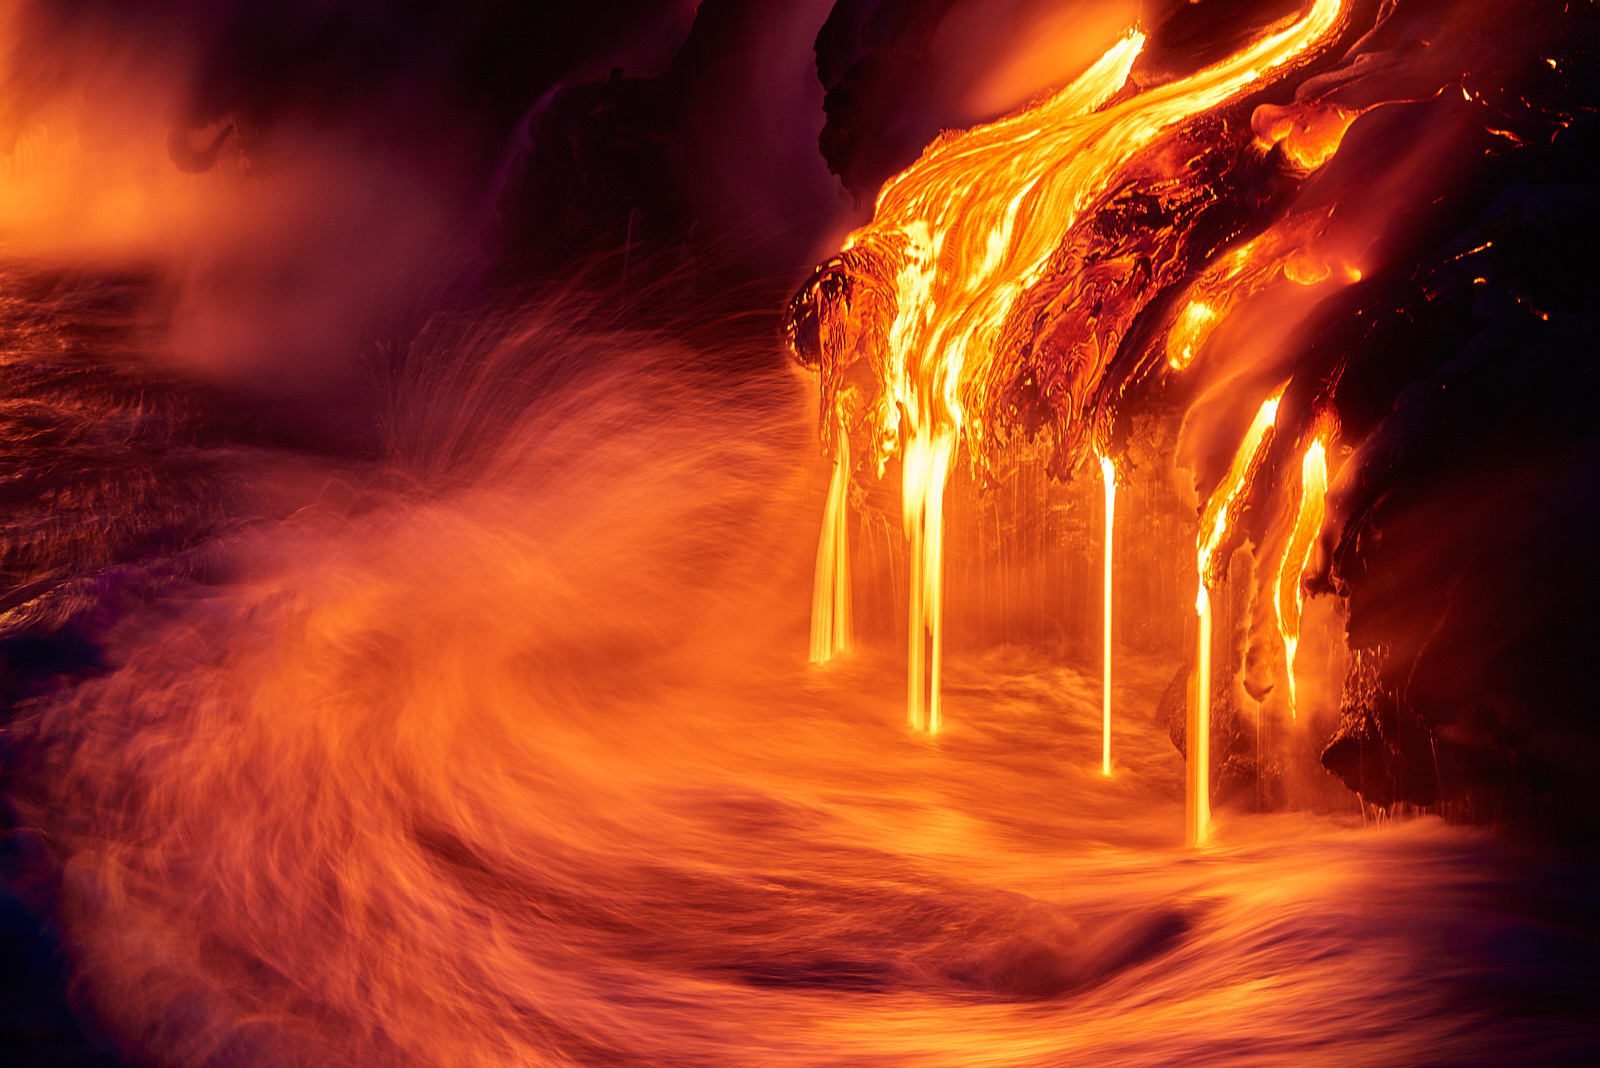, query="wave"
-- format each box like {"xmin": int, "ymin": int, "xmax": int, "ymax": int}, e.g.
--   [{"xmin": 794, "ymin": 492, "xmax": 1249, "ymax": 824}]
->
[{"xmin": 6, "ymin": 295, "xmax": 1596, "ymax": 1067}]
